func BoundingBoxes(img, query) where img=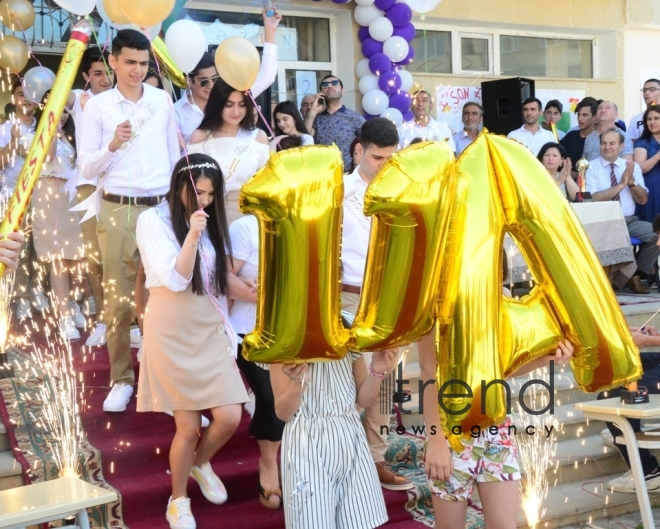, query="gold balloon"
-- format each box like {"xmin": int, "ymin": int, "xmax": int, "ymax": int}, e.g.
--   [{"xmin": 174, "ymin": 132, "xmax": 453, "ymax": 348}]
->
[
  {"xmin": 103, "ymin": 0, "xmax": 130, "ymax": 25},
  {"xmin": 239, "ymin": 145, "xmax": 351, "ymax": 364},
  {"xmin": 435, "ymin": 133, "xmax": 642, "ymax": 439},
  {"xmin": 118, "ymin": 0, "xmax": 174, "ymax": 29},
  {"xmin": 351, "ymin": 141, "xmax": 457, "ymax": 351},
  {"xmin": 0, "ymin": 35, "xmax": 28, "ymax": 73},
  {"xmin": 215, "ymin": 37, "xmax": 260, "ymax": 91},
  {"xmin": 151, "ymin": 37, "xmax": 188, "ymax": 89},
  {"xmin": 0, "ymin": 0, "xmax": 35, "ymax": 31}
]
